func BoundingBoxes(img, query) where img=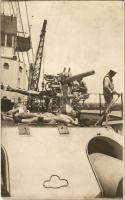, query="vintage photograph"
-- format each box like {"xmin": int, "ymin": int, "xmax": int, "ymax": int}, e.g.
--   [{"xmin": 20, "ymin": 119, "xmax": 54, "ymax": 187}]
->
[{"xmin": 1, "ymin": 0, "xmax": 124, "ymax": 198}]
